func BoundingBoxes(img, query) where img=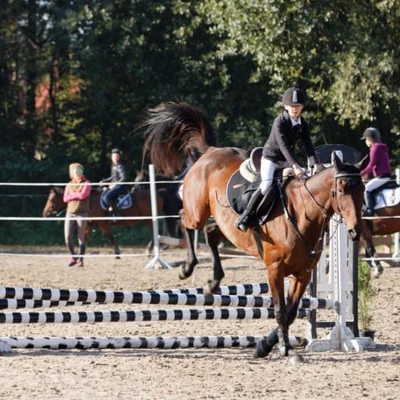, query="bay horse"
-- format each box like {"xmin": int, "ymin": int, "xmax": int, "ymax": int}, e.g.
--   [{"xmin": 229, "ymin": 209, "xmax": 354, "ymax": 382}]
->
[
  {"xmin": 361, "ymin": 201, "xmax": 400, "ymax": 278},
  {"xmin": 42, "ymin": 187, "xmax": 164, "ymax": 256},
  {"xmin": 141, "ymin": 101, "xmax": 368, "ymax": 361}
]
